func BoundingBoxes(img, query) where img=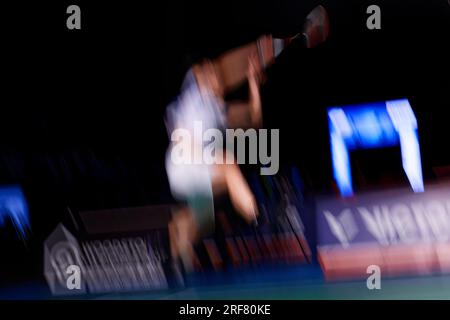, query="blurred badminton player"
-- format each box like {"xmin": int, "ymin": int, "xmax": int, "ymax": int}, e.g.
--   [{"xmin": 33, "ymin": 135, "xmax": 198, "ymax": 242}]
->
[{"xmin": 165, "ymin": 5, "xmax": 330, "ymax": 271}]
